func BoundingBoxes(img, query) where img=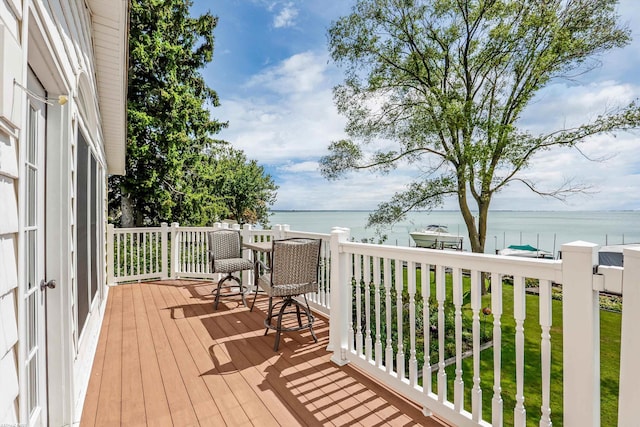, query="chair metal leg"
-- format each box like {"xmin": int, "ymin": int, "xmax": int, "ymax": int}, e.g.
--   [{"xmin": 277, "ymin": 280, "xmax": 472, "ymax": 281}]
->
[
  {"xmin": 213, "ymin": 275, "xmax": 226, "ymax": 310},
  {"xmin": 250, "ymin": 280, "xmax": 259, "ymax": 312},
  {"xmin": 213, "ymin": 273, "xmax": 248, "ymax": 309},
  {"xmin": 274, "ymin": 298, "xmax": 292, "ymax": 351},
  {"xmin": 264, "ymin": 297, "xmax": 274, "ymax": 336},
  {"xmin": 304, "ymin": 295, "xmax": 318, "ymax": 343},
  {"xmin": 295, "ymin": 304, "xmax": 302, "ymax": 327},
  {"xmin": 230, "ymin": 275, "xmax": 248, "ymax": 307}
]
